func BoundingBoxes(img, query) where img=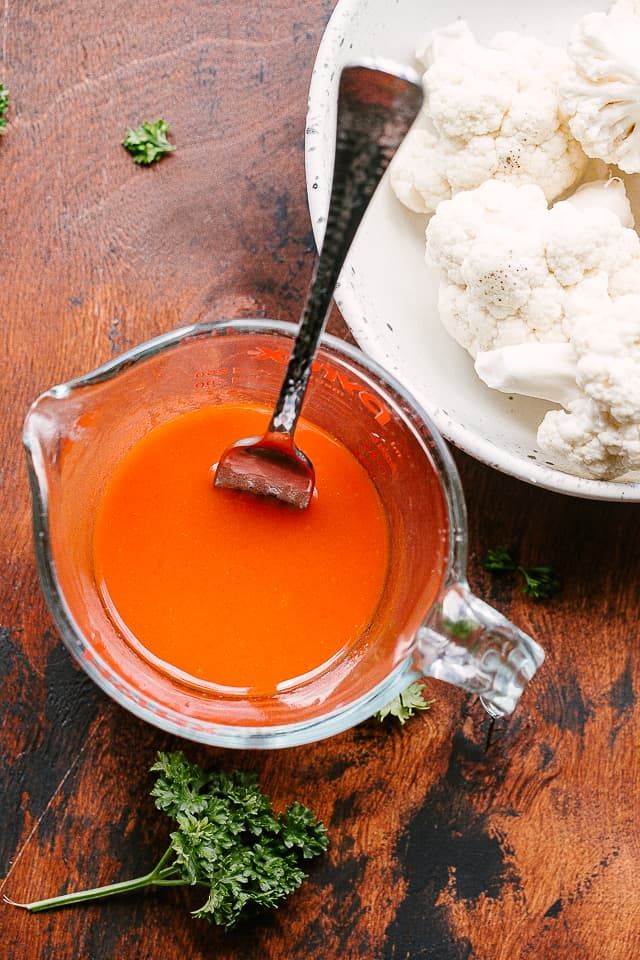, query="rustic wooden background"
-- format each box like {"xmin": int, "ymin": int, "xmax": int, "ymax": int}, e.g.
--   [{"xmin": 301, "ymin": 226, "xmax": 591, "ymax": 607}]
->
[{"xmin": 2, "ymin": 2, "xmax": 640, "ymax": 958}]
